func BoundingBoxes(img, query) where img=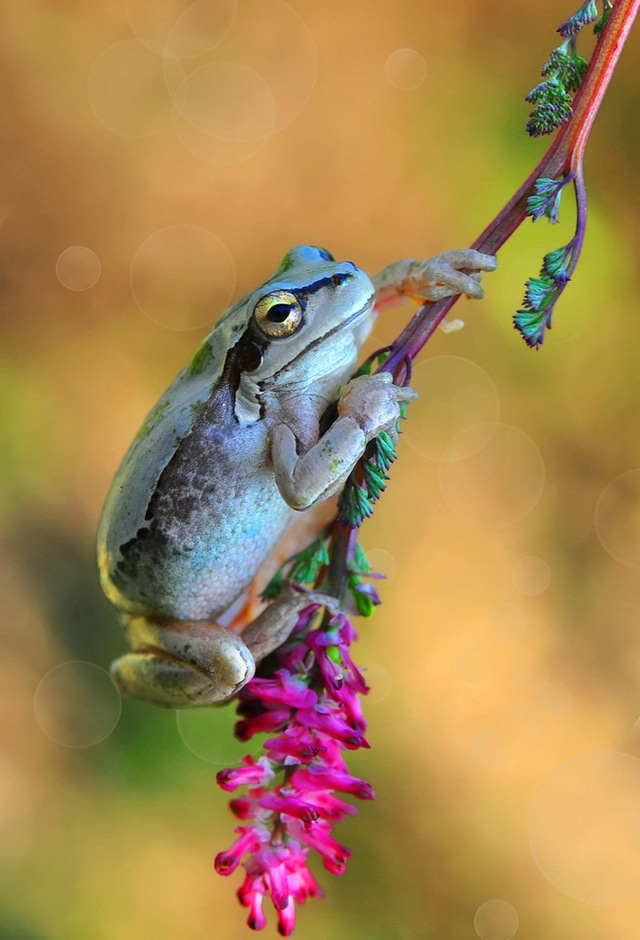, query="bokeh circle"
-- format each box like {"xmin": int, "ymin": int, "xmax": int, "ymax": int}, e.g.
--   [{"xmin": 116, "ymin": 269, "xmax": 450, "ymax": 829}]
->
[
  {"xmin": 88, "ymin": 40, "xmax": 175, "ymax": 137},
  {"xmin": 439, "ymin": 423, "xmax": 545, "ymax": 526},
  {"xmin": 595, "ymin": 469, "xmax": 640, "ymax": 567},
  {"xmin": 130, "ymin": 225, "xmax": 235, "ymax": 330},
  {"xmin": 126, "ymin": 0, "xmax": 237, "ymax": 58},
  {"xmin": 56, "ymin": 246, "xmax": 101, "ymax": 291},
  {"xmin": 405, "ymin": 356, "xmax": 500, "ymax": 461},
  {"xmin": 359, "ymin": 664, "xmax": 393, "ymax": 704},
  {"xmin": 173, "ymin": 61, "xmax": 276, "ymax": 141},
  {"xmin": 474, "ymin": 899, "xmax": 519, "ymax": 940},
  {"xmin": 176, "ymin": 709, "xmax": 263, "ymax": 764},
  {"xmin": 34, "ymin": 661, "xmax": 121, "ymax": 748},
  {"xmin": 385, "ymin": 48, "xmax": 427, "ymax": 90},
  {"xmin": 511, "ymin": 556, "xmax": 551, "ymax": 595},
  {"xmin": 362, "ymin": 547, "xmax": 397, "ymax": 581},
  {"xmin": 528, "ymin": 751, "xmax": 640, "ymax": 904}
]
